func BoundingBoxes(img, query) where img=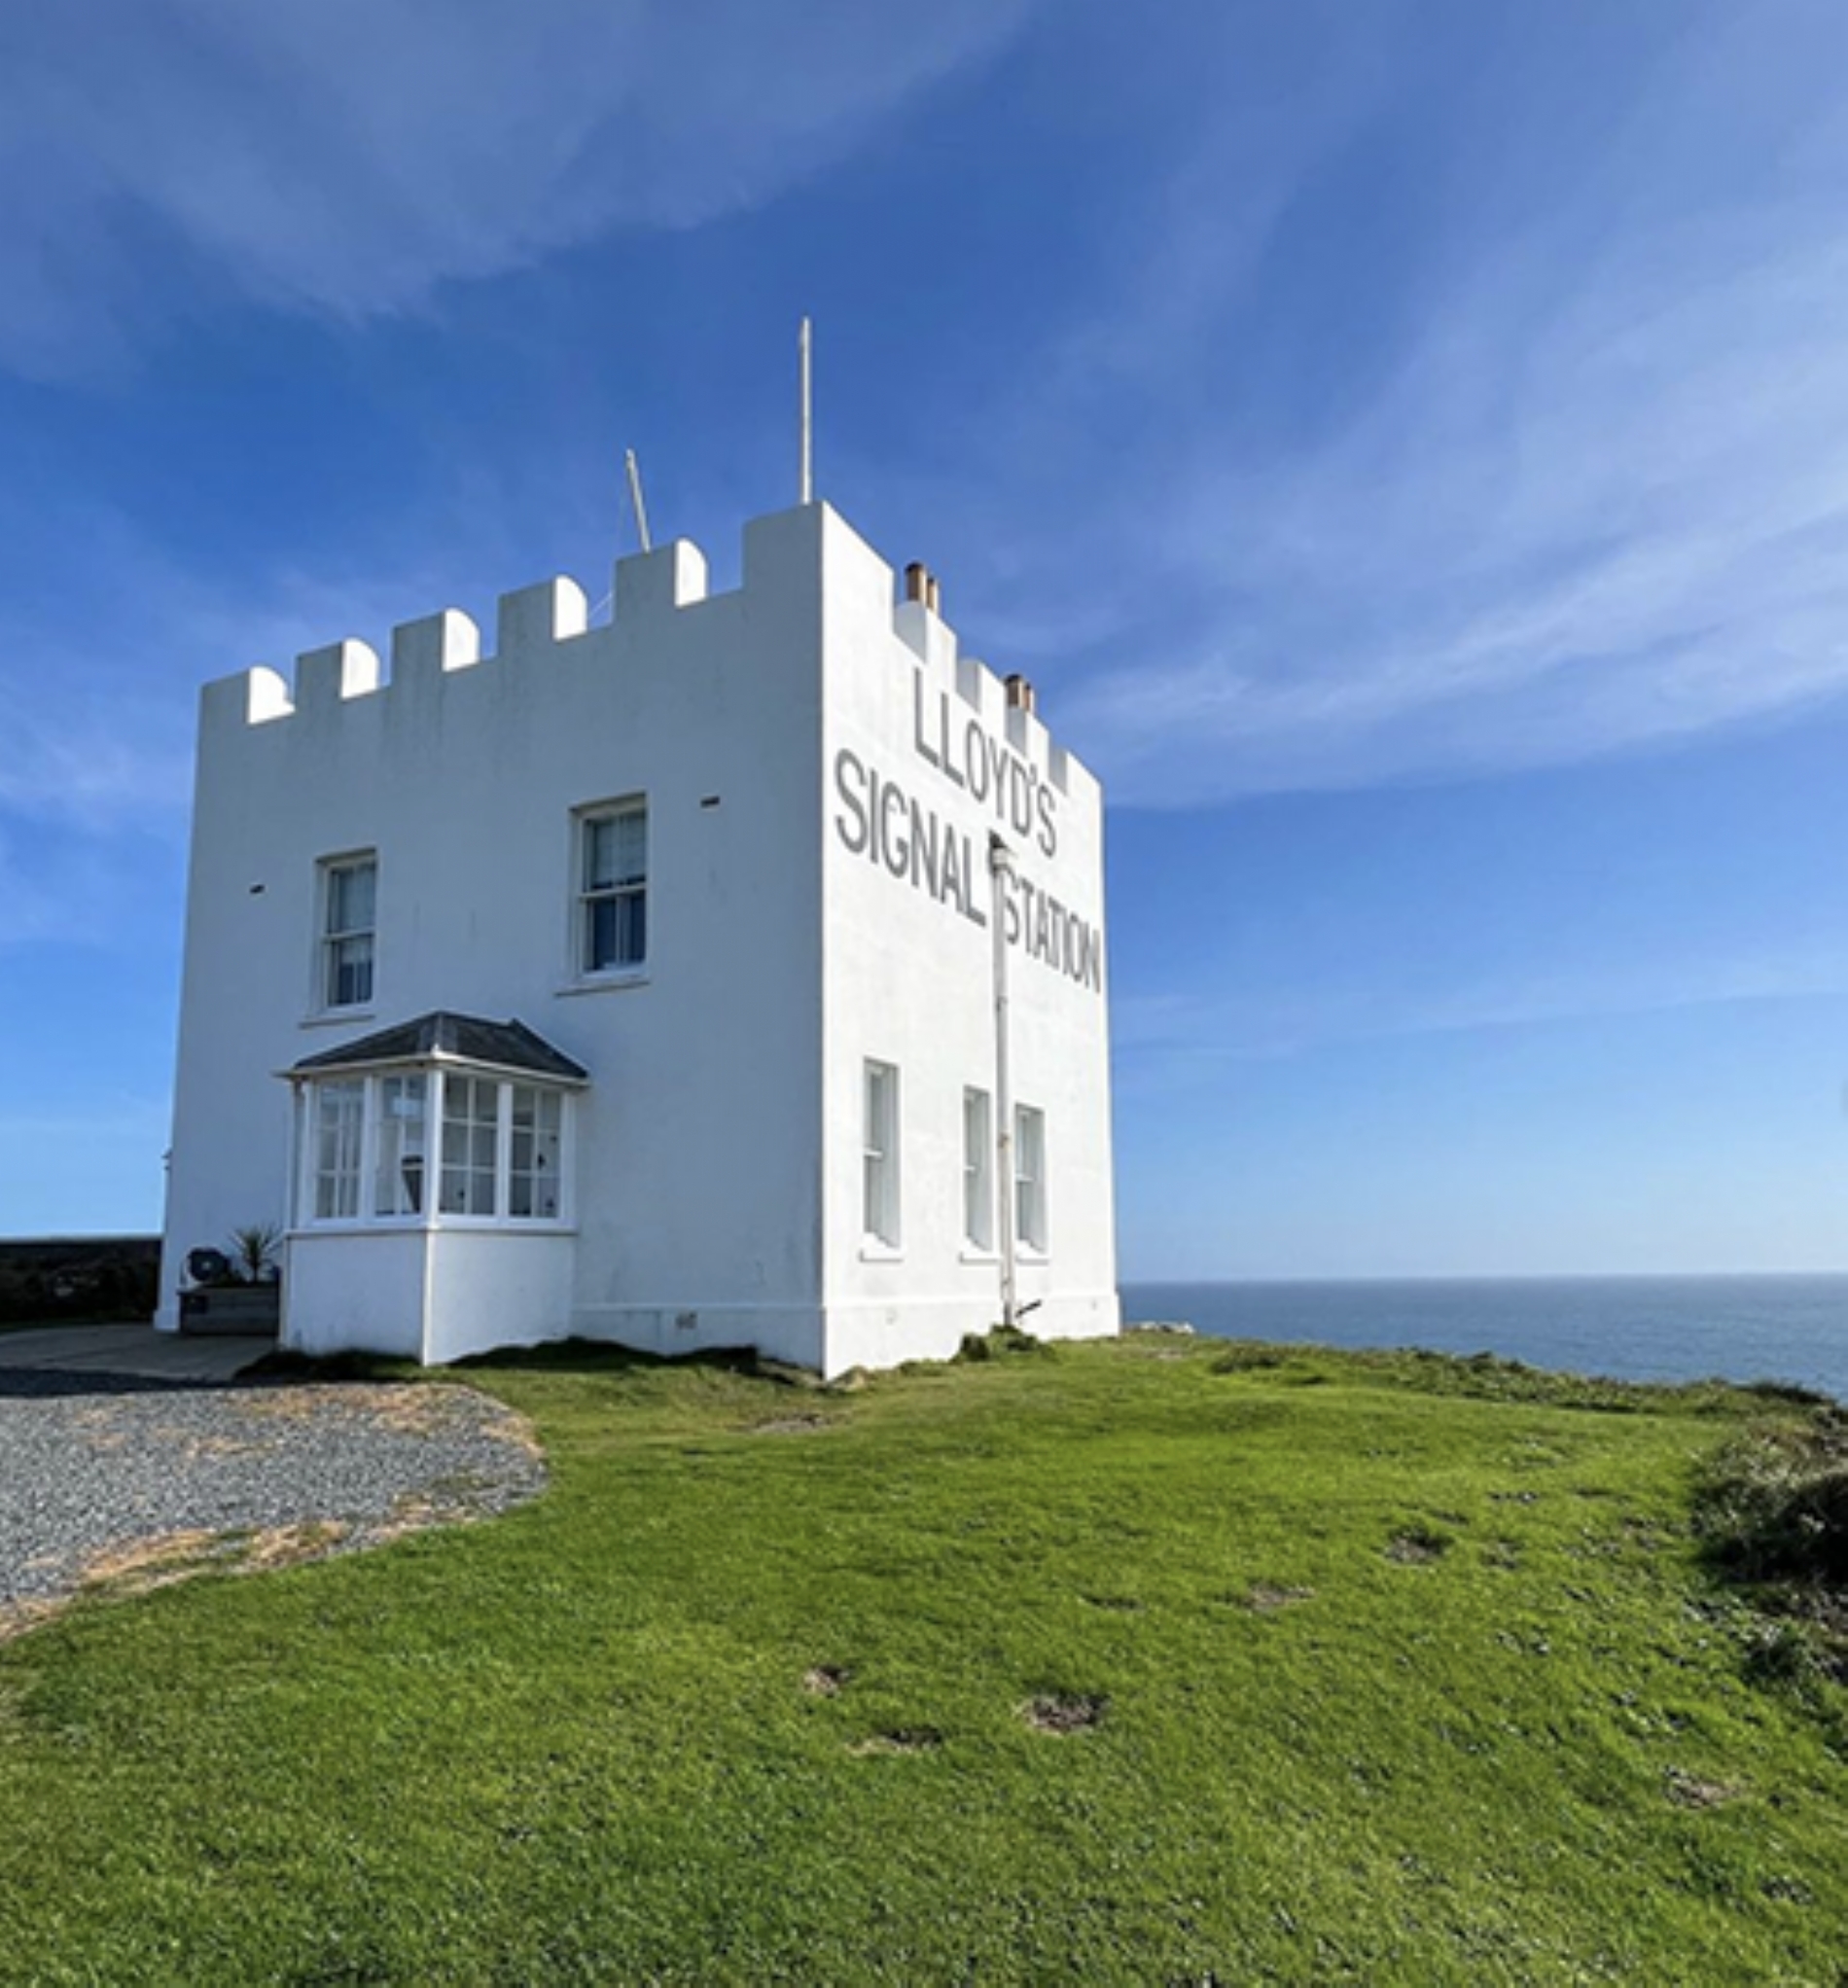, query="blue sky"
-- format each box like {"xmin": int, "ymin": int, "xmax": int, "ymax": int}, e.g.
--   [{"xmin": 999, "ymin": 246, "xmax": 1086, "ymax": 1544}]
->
[{"xmin": 5, "ymin": 0, "xmax": 1848, "ymax": 1275}]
